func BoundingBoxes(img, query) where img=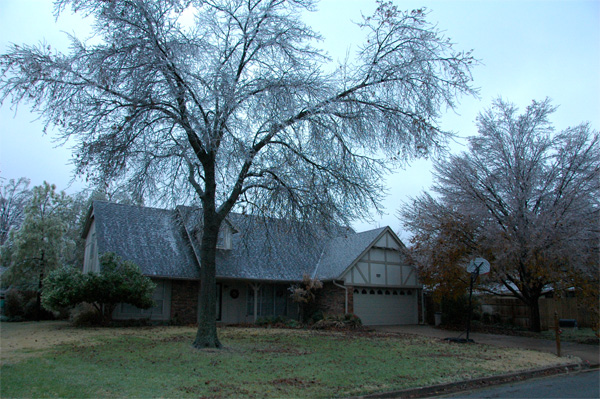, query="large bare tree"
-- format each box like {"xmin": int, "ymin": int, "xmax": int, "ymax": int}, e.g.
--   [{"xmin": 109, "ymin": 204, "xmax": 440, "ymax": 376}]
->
[
  {"xmin": 401, "ymin": 98, "xmax": 600, "ymax": 332},
  {"xmin": 1, "ymin": 0, "xmax": 476, "ymax": 347}
]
